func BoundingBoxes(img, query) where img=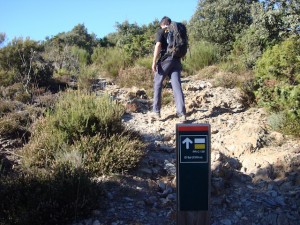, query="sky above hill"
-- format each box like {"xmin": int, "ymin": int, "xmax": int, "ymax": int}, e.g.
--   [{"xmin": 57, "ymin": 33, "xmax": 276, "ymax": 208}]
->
[{"xmin": 1, "ymin": 0, "xmax": 198, "ymax": 43}]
